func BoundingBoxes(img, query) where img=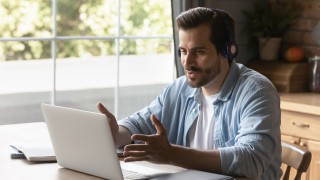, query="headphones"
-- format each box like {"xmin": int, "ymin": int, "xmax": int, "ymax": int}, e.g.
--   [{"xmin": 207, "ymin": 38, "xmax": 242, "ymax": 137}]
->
[{"xmin": 210, "ymin": 8, "xmax": 238, "ymax": 61}]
